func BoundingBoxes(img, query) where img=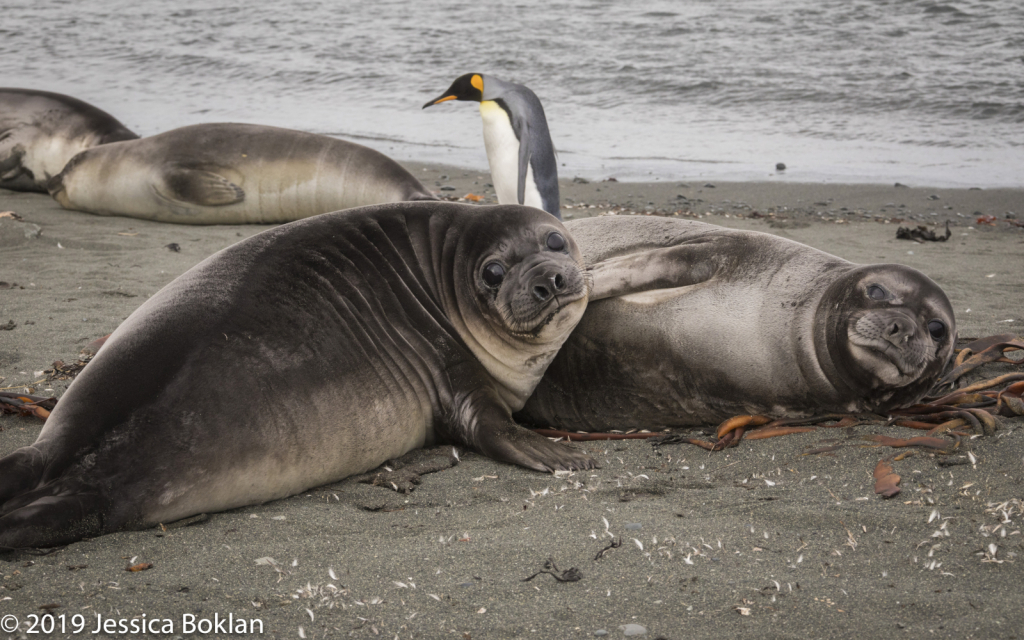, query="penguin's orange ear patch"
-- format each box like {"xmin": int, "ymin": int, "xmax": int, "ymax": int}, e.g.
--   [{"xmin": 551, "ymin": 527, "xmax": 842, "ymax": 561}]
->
[{"xmin": 471, "ymin": 75, "xmax": 484, "ymax": 92}]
